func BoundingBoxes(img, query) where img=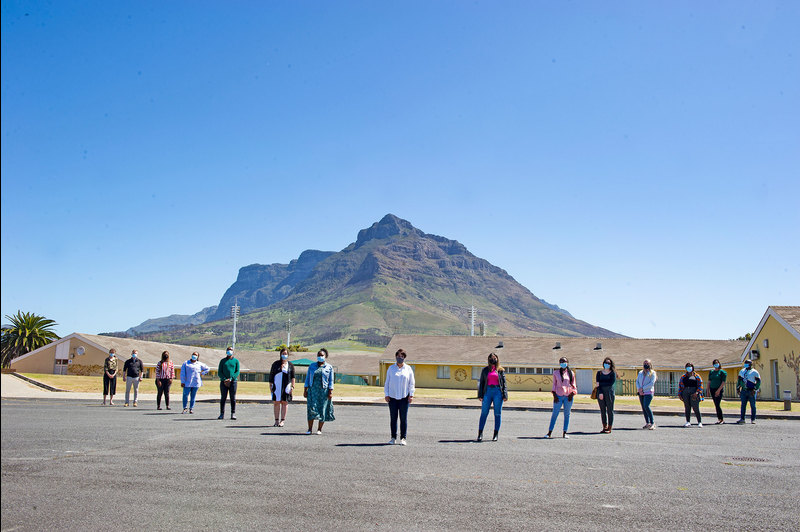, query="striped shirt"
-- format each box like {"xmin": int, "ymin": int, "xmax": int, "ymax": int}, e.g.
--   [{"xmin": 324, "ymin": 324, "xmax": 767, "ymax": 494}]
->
[{"xmin": 155, "ymin": 361, "xmax": 175, "ymax": 379}]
